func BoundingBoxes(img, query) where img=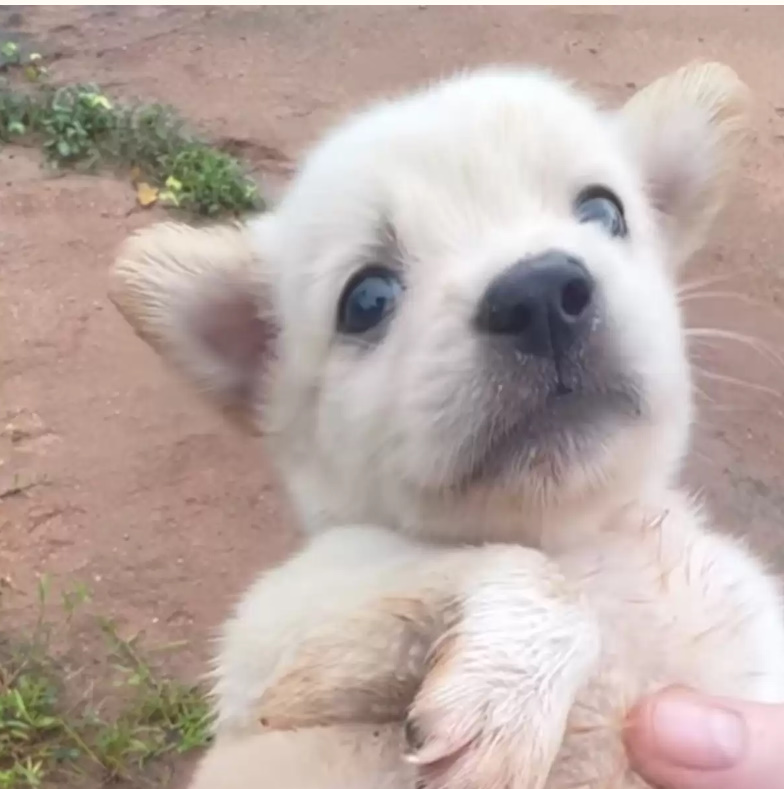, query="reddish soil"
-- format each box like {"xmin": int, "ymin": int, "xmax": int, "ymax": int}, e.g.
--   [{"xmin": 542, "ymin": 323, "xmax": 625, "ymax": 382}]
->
[{"xmin": 2, "ymin": 5, "xmax": 784, "ymax": 784}]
